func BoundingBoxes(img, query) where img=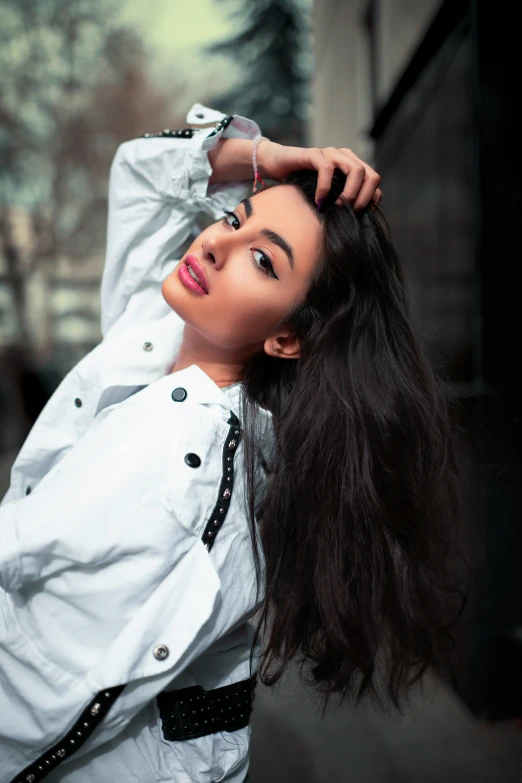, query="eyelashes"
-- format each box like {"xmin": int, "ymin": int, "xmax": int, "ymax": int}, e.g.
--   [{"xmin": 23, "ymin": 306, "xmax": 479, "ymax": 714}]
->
[{"xmin": 221, "ymin": 208, "xmax": 278, "ymax": 280}]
